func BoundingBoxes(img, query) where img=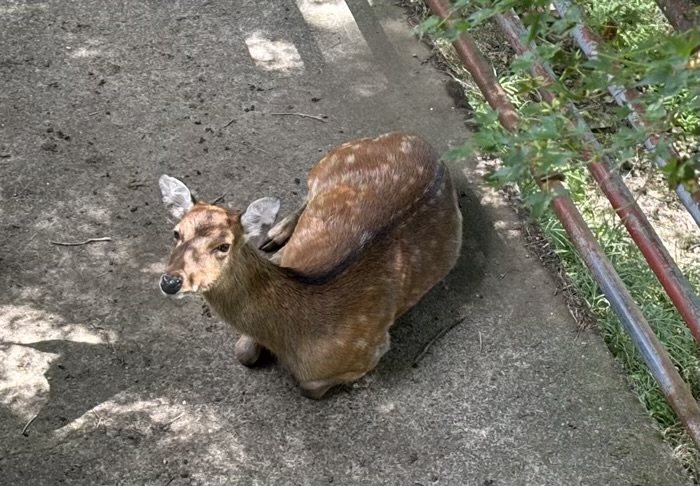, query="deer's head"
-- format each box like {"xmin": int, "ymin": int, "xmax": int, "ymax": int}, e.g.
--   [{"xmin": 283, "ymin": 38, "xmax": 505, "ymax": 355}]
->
[{"xmin": 158, "ymin": 175, "xmax": 280, "ymax": 297}]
